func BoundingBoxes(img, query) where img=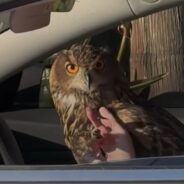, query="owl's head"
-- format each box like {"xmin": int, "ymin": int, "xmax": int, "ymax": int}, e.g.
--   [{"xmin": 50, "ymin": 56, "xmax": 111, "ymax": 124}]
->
[{"xmin": 50, "ymin": 44, "xmax": 122, "ymax": 94}]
